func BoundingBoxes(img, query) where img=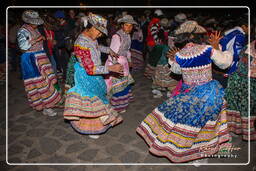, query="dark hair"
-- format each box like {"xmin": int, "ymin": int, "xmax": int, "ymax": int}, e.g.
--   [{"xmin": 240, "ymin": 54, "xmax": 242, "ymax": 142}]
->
[
  {"xmin": 84, "ymin": 22, "xmax": 93, "ymax": 30},
  {"xmin": 174, "ymin": 33, "xmax": 204, "ymax": 48}
]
